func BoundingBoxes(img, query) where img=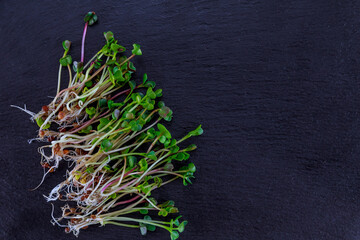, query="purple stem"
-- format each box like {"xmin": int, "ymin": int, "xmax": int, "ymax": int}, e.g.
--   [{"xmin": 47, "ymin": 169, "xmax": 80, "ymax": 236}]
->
[
  {"xmin": 113, "ymin": 195, "xmax": 141, "ymax": 206},
  {"xmin": 81, "ymin": 22, "xmax": 88, "ymax": 63},
  {"xmin": 110, "ymin": 88, "xmax": 131, "ymax": 100}
]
